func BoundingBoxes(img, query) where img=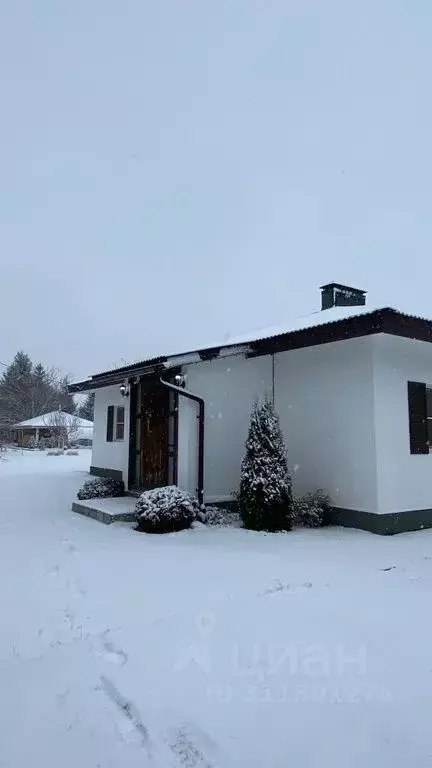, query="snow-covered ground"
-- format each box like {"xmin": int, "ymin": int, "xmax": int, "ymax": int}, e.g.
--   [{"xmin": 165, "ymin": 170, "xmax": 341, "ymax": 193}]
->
[{"xmin": 1, "ymin": 449, "xmax": 432, "ymax": 767}]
